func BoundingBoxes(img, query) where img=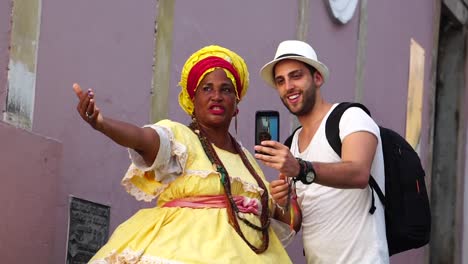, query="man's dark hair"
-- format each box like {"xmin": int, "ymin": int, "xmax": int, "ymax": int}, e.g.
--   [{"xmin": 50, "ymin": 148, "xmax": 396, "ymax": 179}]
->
[
  {"xmin": 304, "ymin": 63, "xmax": 317, "ymax": 76},
  {"xmin": 272, "ymin": 61, "xmax": 318, "ymax": 81}
]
